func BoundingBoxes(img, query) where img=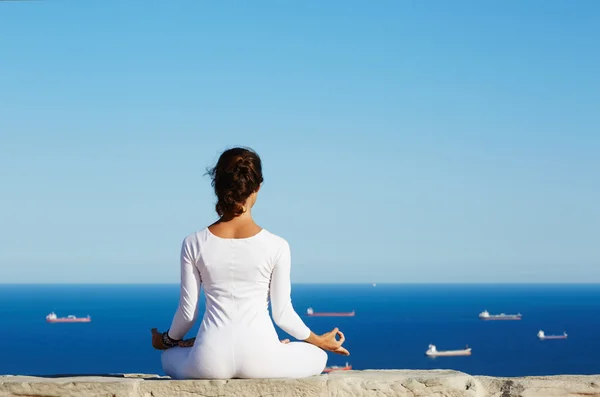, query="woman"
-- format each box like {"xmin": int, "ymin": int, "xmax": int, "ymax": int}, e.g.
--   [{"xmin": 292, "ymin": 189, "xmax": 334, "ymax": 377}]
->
[{"xmin": 151, "ymin": 147, "xmax": 349, "ymax": 379}]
